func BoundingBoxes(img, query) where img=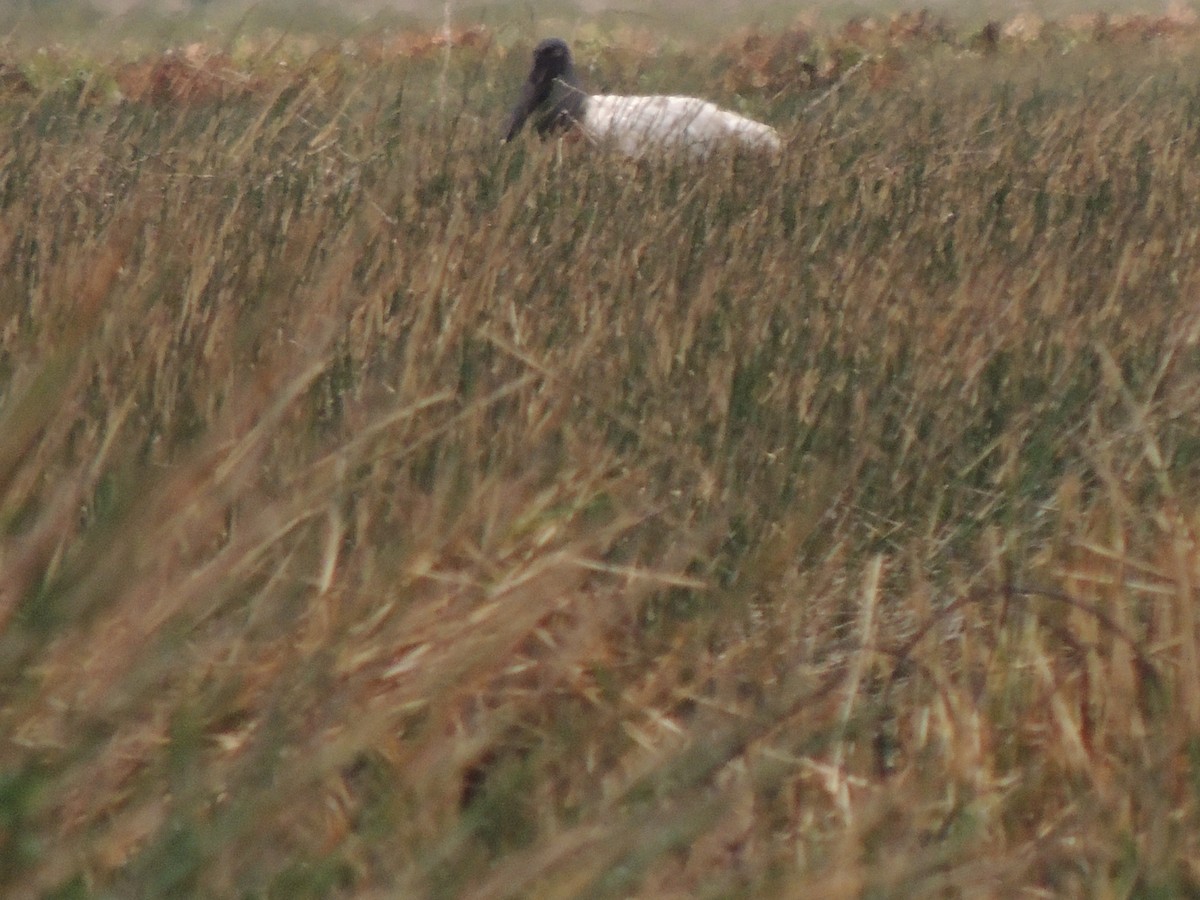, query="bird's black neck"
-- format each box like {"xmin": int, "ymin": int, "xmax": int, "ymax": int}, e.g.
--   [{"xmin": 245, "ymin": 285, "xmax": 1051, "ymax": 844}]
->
[{"xmin": 535, "ymin": 69, "xmax": 587, "ymax": 136}]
